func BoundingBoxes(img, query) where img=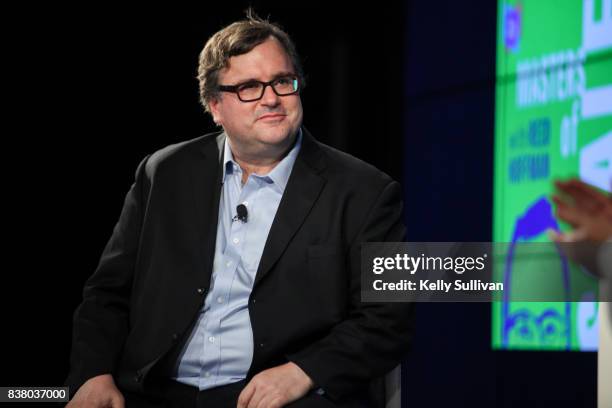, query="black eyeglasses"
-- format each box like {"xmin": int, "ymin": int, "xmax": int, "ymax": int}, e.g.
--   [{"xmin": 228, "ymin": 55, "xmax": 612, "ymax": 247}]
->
[{"xmin": 217, "ymin": 75, "xmax": 300, "ymax": 102}]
